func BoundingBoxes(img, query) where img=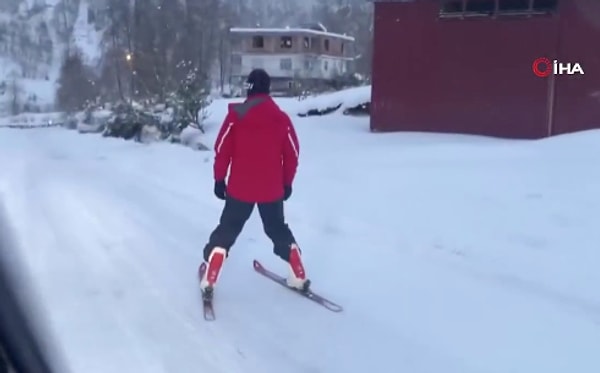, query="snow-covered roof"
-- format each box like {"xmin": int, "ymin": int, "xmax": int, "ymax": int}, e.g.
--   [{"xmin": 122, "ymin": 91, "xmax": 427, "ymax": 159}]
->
[
  {"xmin": 230, "ymin": 27, "xmax": 355, "ymax": 42},
  {"xmin": 299, "ymin": 22, "xmax": 328, "ymax": 32}
]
